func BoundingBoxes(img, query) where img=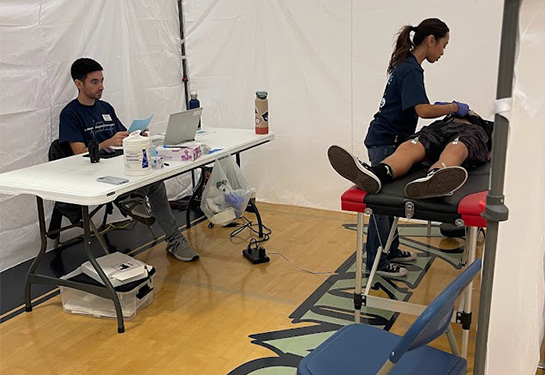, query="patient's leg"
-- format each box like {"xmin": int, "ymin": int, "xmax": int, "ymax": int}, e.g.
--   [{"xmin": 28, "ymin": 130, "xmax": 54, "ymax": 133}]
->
[
  {"xmin": 328, "ymin": 141, "xmax": 425, "ymax": 193},
  {"xmin": 429, "ymin": 141, "xmax": 469, "ymax": 170},
  {"xmin": 382, "ymin": 140, "xmax": 426, "ymax": 178},
  {"xmin": 404, "ymin": 141, "xmax": 469, "ymax": 199}
]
